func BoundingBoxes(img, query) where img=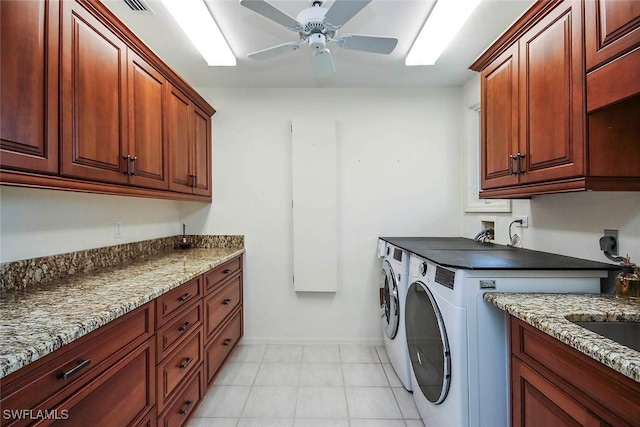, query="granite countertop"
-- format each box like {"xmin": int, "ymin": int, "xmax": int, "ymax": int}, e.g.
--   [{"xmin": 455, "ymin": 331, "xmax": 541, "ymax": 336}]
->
[
  {"xmin": 0, "ymin": 247, "xmax": 244, "ymax": 379},
  {"xmin": 485, "ymin": 293, "xmax": 640, "ymax": 383}
]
